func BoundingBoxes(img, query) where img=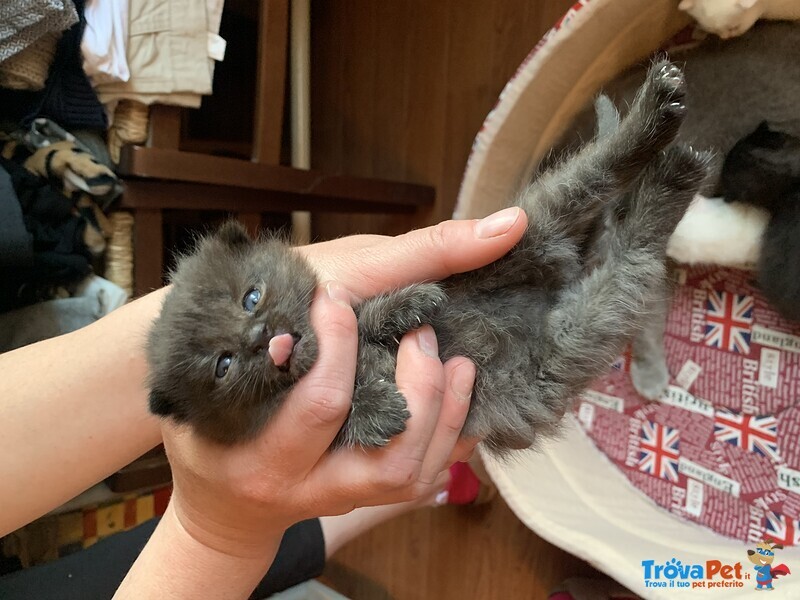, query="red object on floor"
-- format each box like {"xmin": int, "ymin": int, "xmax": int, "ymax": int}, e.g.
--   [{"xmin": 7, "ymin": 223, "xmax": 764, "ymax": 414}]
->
[{"xmin": 446, "ymin": 461, "xmax": 481, "ymax": 505}]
